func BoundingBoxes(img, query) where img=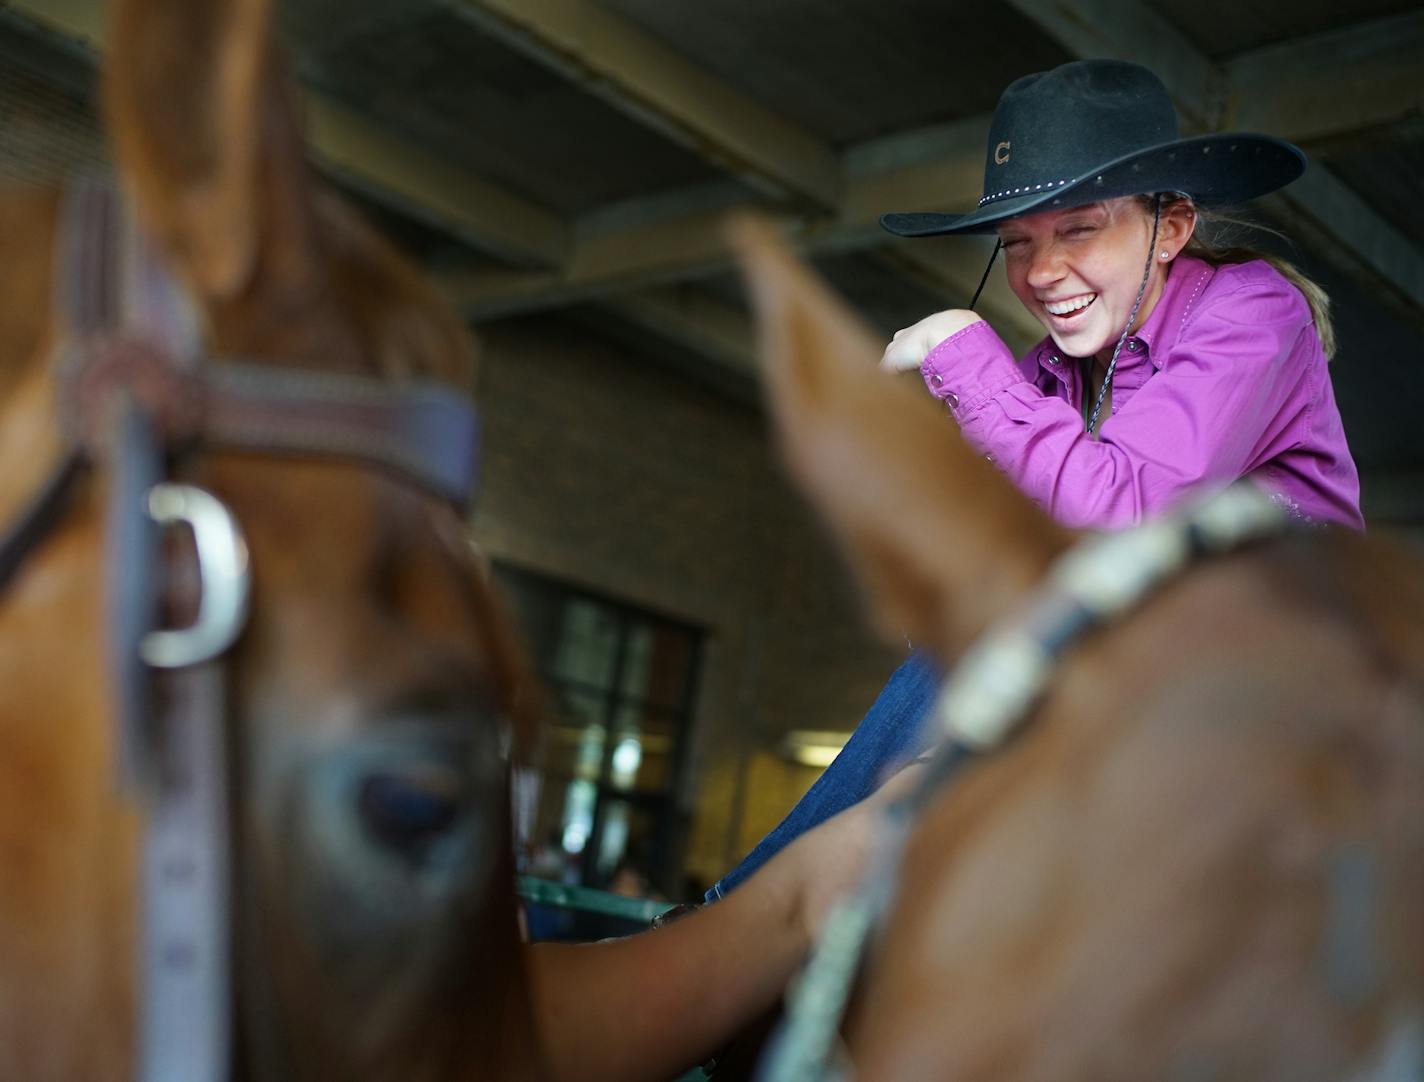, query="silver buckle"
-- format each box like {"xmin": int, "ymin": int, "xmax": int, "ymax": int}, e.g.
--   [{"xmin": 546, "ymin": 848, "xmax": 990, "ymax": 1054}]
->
[{"xmin": 140, "ymin": 484, "xmax": 251, "ymax": 670}]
